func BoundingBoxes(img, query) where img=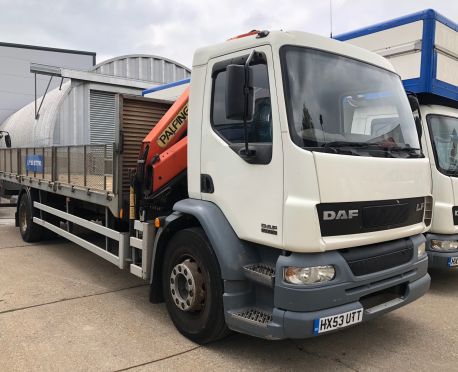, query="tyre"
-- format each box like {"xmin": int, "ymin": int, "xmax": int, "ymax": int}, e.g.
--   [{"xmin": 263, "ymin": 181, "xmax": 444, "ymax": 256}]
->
[
  {"xmin": 17, "ymin": 190, "xmax": 43, "ymax": 242},
  {"xmin": 162, "ymin": 227, "xmax": 229, "ymax": 344}
]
